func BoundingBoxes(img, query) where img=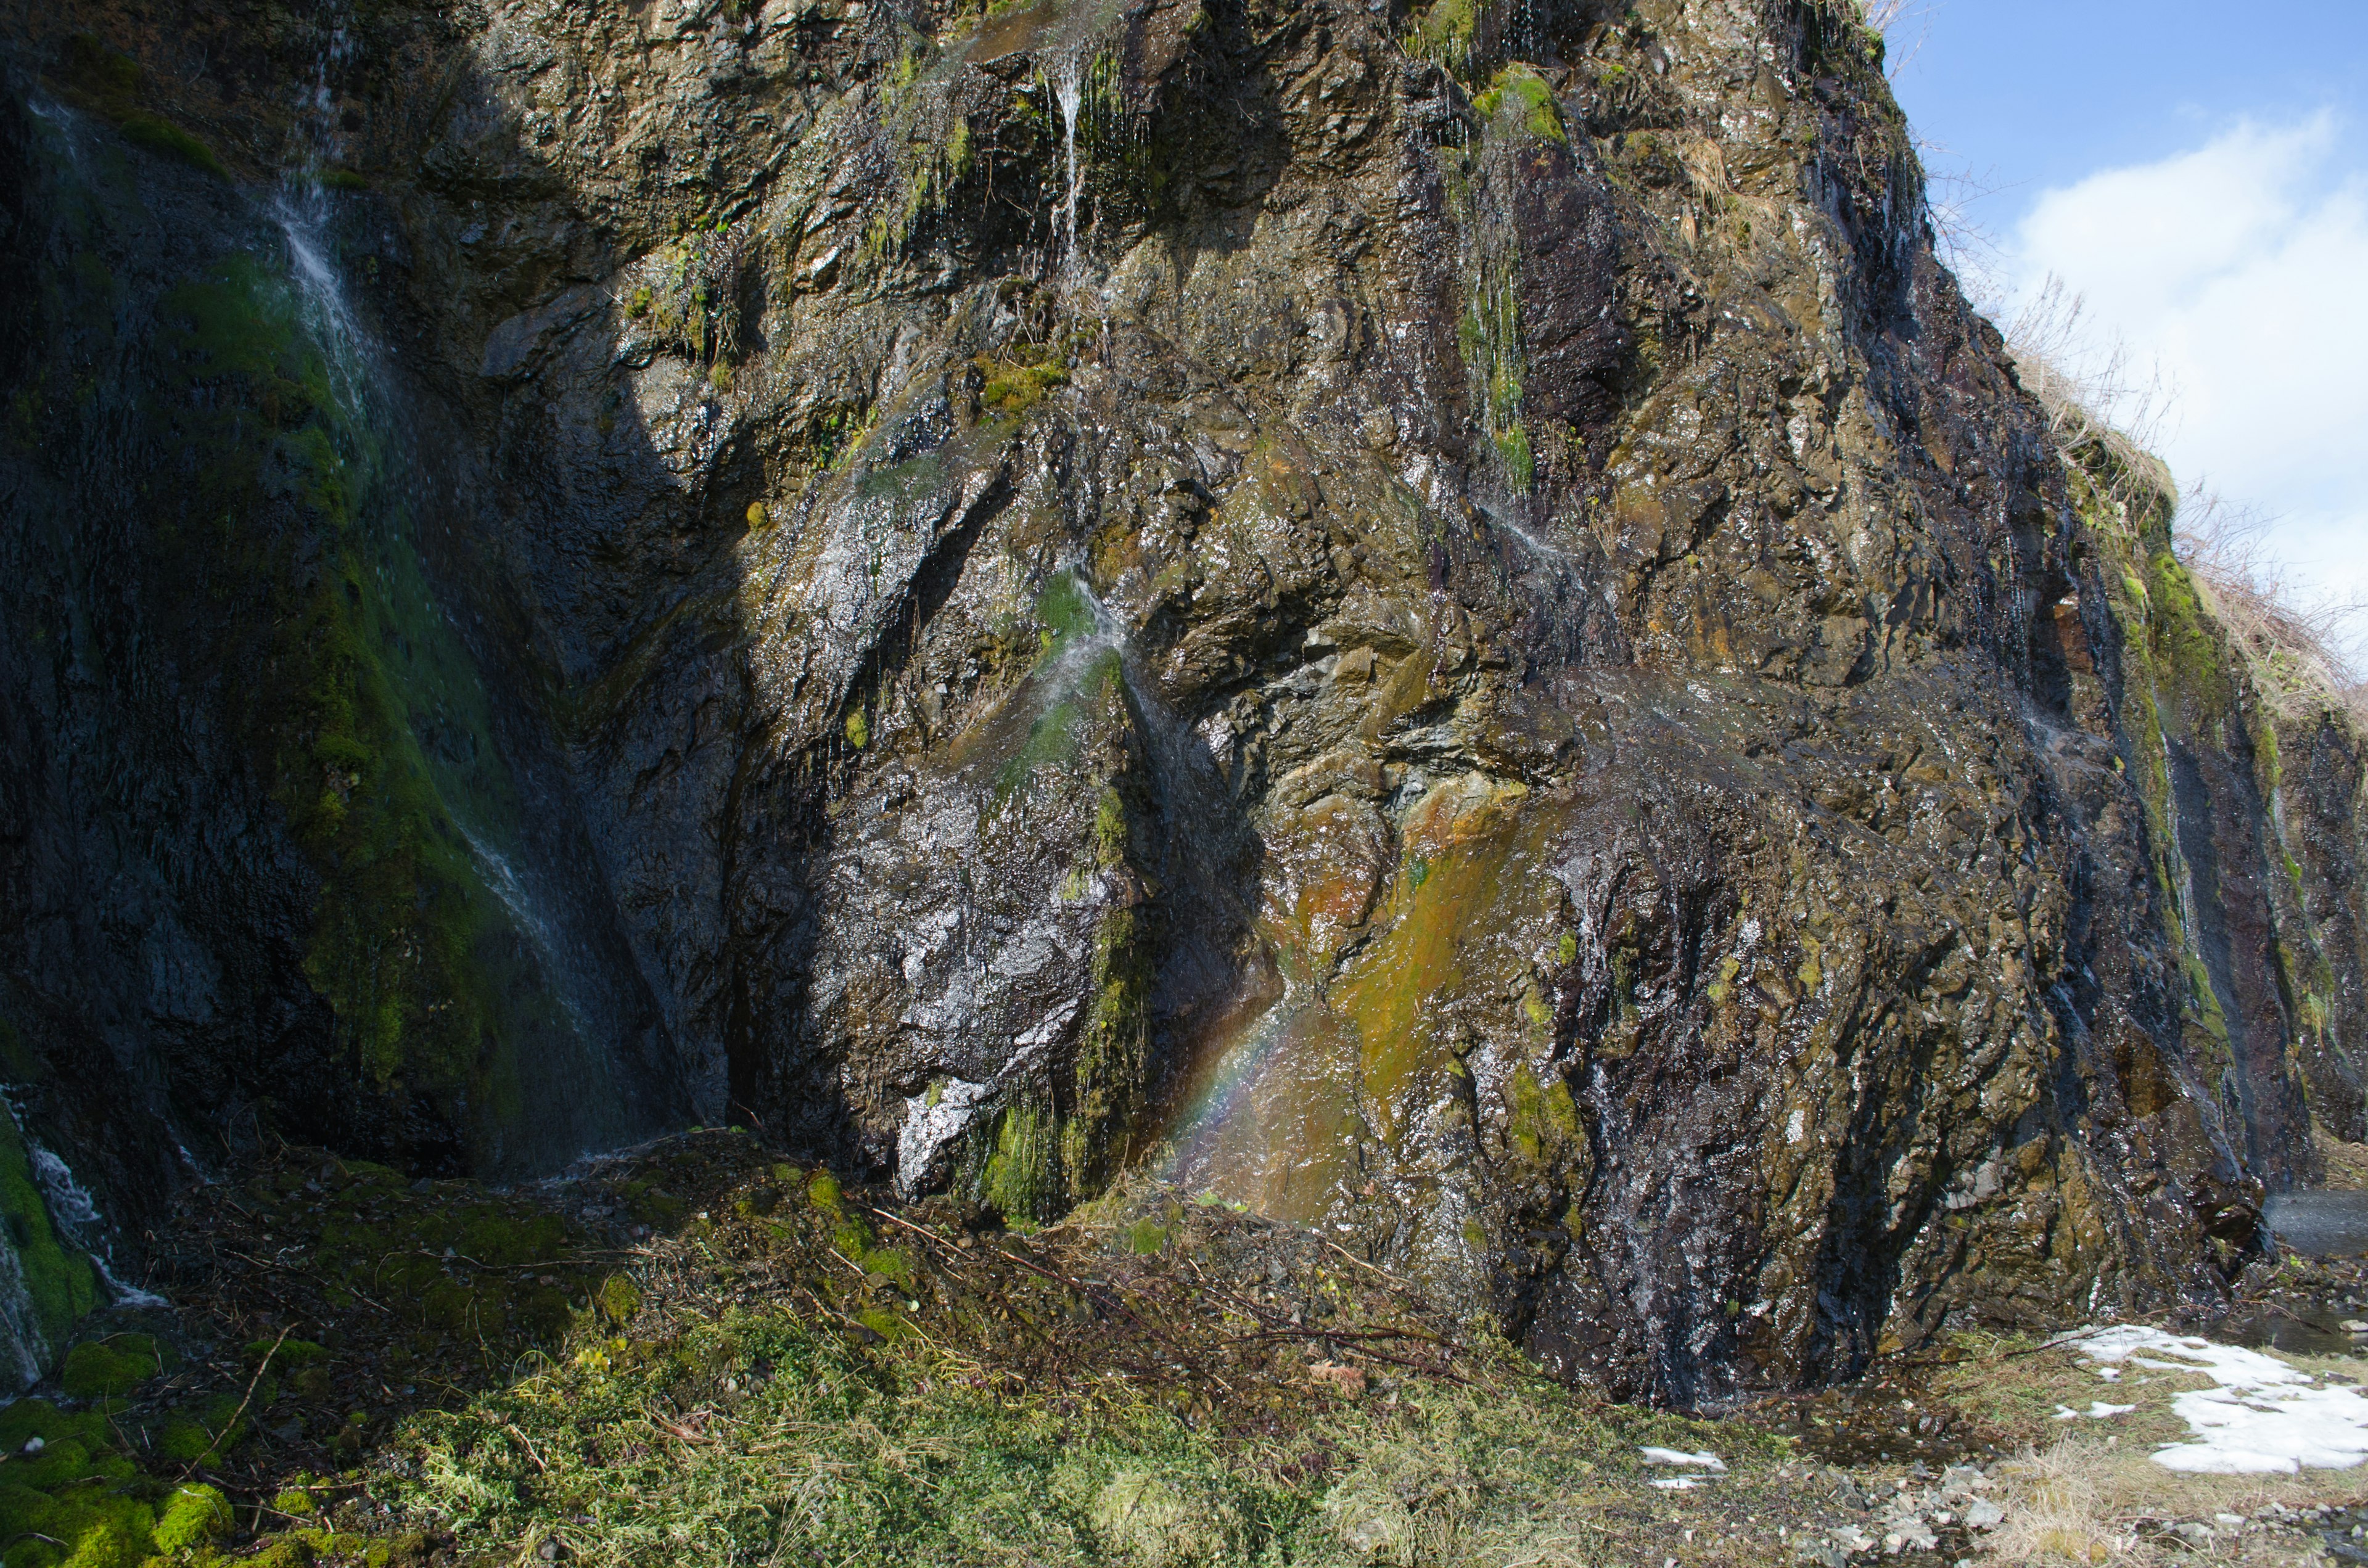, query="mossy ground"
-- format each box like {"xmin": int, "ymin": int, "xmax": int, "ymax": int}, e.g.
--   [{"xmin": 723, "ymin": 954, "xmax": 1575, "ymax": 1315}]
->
[
  {"xmin": 4, "ymin": 1133, "xmax": 1788, "ymax": 1566},
  {"xmin": 21, "ymin": 1133, "xmax": 2368, "ymax": 1566}
]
